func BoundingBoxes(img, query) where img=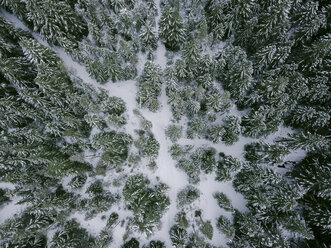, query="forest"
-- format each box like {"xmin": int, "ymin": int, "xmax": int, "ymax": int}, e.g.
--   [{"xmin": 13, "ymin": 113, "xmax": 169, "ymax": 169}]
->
[{"xmin": 0, "ymin": 0, "xmax": 330, "ymax": 247}]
